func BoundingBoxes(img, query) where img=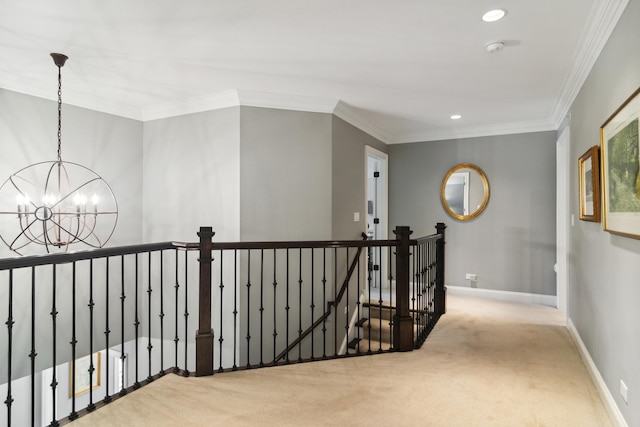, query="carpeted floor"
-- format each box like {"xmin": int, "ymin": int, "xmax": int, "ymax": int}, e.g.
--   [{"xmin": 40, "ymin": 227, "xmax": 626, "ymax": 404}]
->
[{"xmin": 72, "ymin": 294, "xmax": 614, "ymax": 426}]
